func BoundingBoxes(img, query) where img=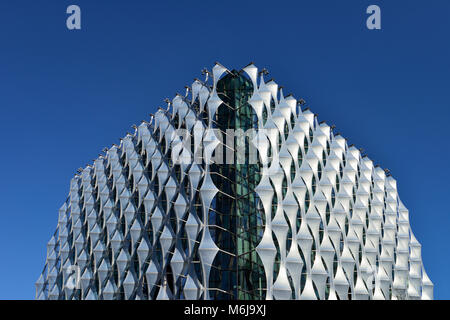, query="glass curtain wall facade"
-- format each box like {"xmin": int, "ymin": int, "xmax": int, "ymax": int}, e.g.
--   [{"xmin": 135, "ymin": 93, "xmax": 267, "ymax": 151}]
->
[
  {"xmin": 36, "ymin": 63, "xmax": 433, "ymax": 300},
  {"xmin": 209, "ymin": 71, "xmax": 265, "ymax": 299}
]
